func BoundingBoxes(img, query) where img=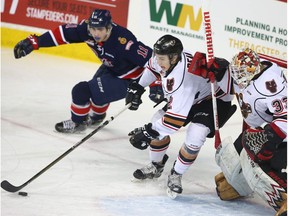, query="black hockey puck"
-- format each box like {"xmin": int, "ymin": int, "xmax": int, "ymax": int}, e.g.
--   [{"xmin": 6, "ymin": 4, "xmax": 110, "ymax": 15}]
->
[{"xmin": 18, "ymin": 191, "xmax": 28, "ymax": 196}]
